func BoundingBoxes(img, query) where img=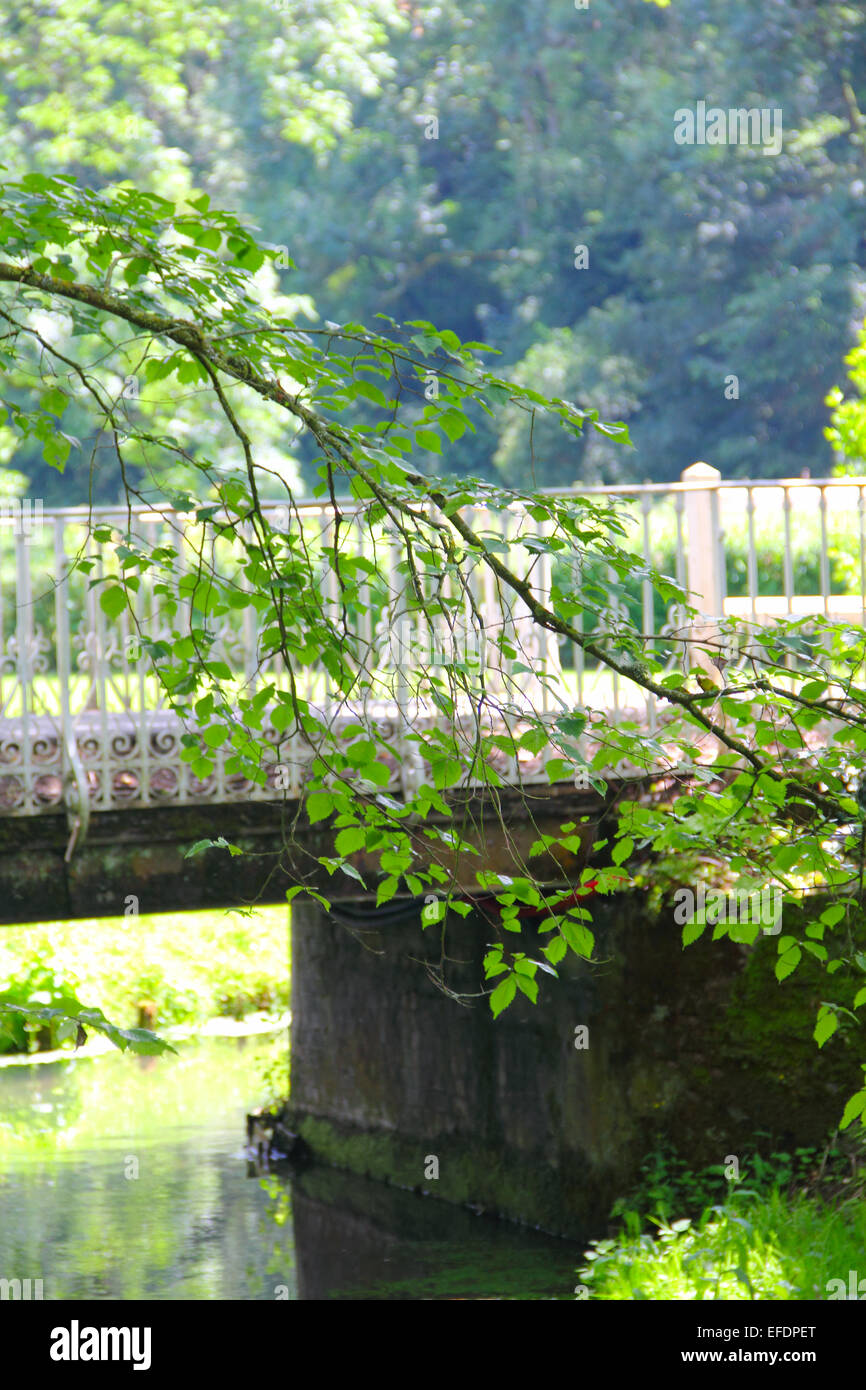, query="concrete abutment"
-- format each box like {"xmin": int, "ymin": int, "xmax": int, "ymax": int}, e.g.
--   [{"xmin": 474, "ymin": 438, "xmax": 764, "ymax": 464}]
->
[{"xmin": 286, "ymin": 895, "xmax": 861, "ymax": 1239}]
